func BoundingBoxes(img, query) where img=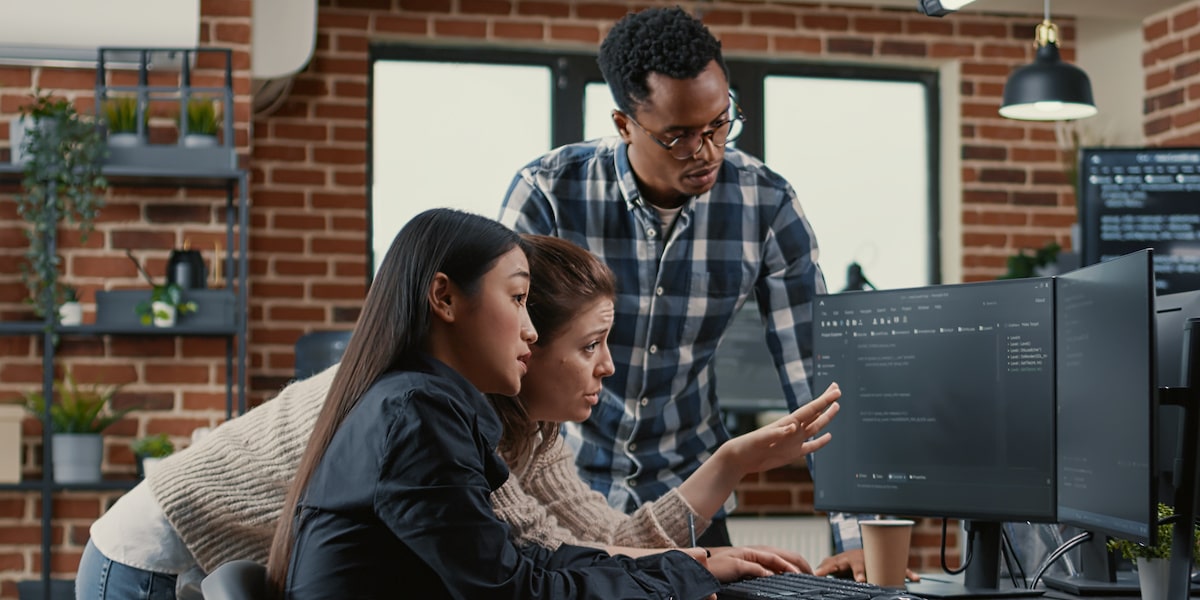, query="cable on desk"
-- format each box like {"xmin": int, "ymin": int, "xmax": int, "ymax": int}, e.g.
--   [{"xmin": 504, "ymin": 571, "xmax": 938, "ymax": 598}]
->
[
  {"xmin": 941, "ymin": 519, "xmax": 974, "ymax": 576},
  {"xmin": 1000, "ymin": 524, "xmax": 1028, "ymax": 588},
  {"xmin": 1029, "ymin": 530, "xmax": 1093, "ymax": 590}
]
